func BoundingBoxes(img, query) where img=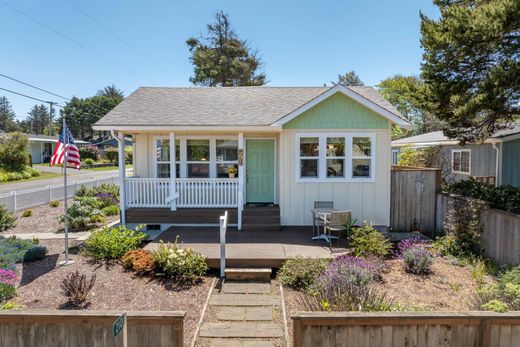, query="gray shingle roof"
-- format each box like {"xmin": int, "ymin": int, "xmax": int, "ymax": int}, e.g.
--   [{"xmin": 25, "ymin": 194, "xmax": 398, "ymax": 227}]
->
[{"xmin": 95, "ymin": 86, "xmax": 406, "ymax": 127}]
